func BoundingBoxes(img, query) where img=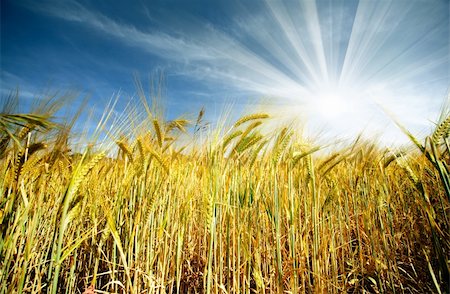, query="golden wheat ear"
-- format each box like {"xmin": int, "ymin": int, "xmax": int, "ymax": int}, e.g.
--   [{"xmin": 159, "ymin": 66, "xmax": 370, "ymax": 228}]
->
[
  {"xmin": 0, "ymin": 113, "xmax": 53, "ymax": 153},
  {"xmin": 153, "ymin": 119, "xmax": 164, "ymax": 148},
  {"xmin": 116, "ymin": 140, "xmax": 133, "ymax": 162},
  {"xmin": 432, "ymin": 115, "xmax": 450, "ymax": 144},
  {"xmin": 233, "ymin": 113, "xmax": 269, "ymax": 128}
]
